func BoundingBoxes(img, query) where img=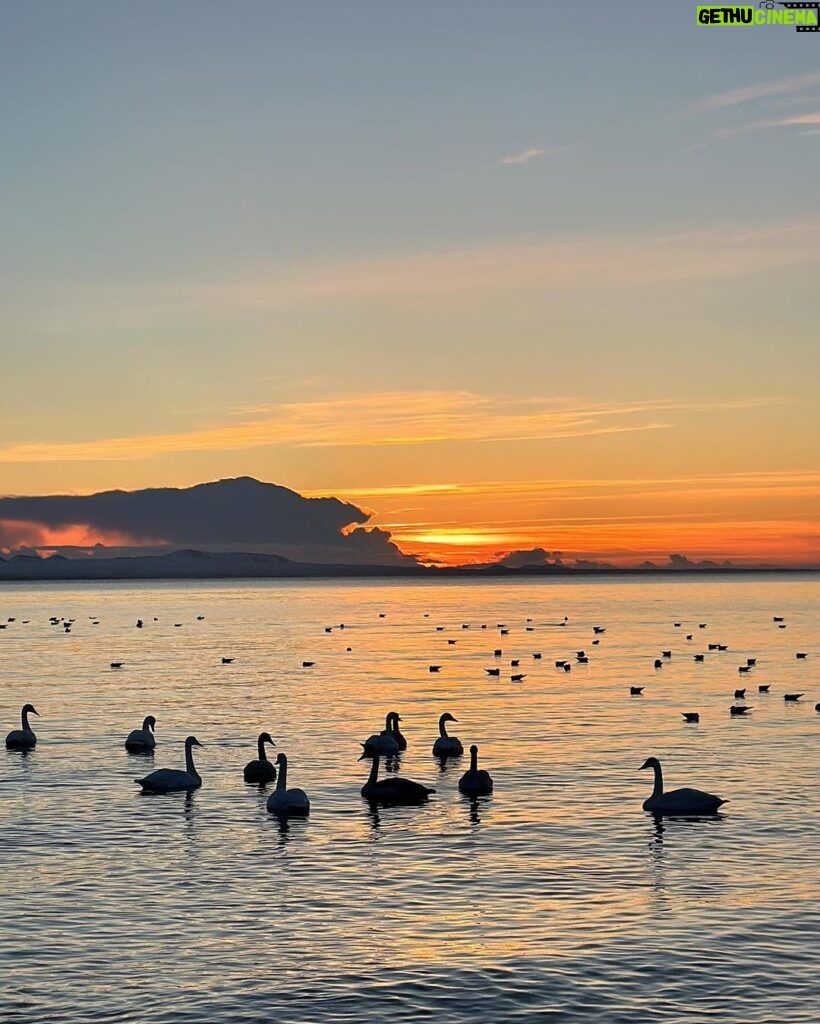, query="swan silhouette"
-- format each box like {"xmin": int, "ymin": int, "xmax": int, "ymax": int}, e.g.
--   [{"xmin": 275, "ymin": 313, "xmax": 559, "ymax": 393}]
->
[
  {"xmin": 5, "ymin": 704, "xmax": 39, "ymax": 749},
  {"xmin": 125, "ymin": 715, "xmax": 156, "ymax": 752},
  {"xmin": 243, "ymin": 732, "xmax": 277, "ymax": 783},
  {"xmin": 639, "ymin": 757, "xmax": 725, "ymax": 815},
  {"xmin": 361, "ymin": 711, "xmax": 401, "ymax": 757},
  {"xmin": 458, "ymin": 745, "xmax": 494, "ymax": 795},
  {"xmin": 360, "ymin": 753, "xmax": 435, "ymax": 805},
  {"xmin": 266, "ymin": 753, "xmax": 310, "ymax": 816},
  {"xmin": 432, "ymin": 712, "xmax": 463, "ymax": 757},
  {"xmin": 136, "ymin": 736, "xmax": 202, "ymax": 793}
]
